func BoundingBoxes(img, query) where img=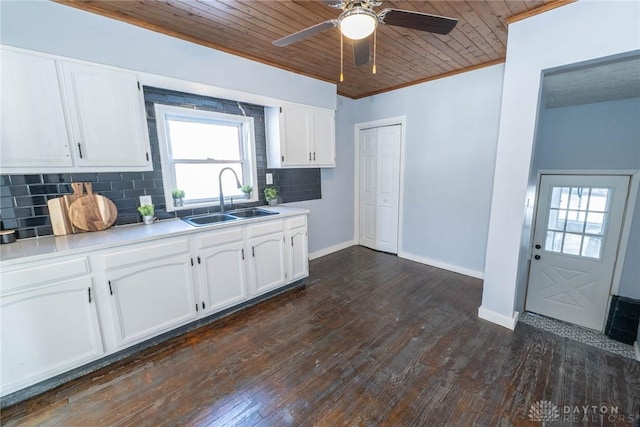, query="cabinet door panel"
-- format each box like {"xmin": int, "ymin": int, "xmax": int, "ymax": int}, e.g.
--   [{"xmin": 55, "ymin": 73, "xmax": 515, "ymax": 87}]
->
[
  {"xmin": 312, "ymin": 109, "xmax": 335, "ymax": 167},
  {"xmin": 250, "ymin": 232, "xmax": 287, "ymax": 295},
  {"xmin": 62, "ymin": 62, "xmax": 149, "ymax": 168},
  {"xmin": 281, "ymin": 106, "xmax": 311, "ymax": 166},
  {"xmin": 0, "ymin": 279, "xmax": 103, "ymax": 395},
  {"xmin": 108, "ymin": 255, "xmax": 196, "ymax": 347},
  {"xmin": 200, "ymin": 241, "xmax": 247, "ymax": 313},
  {"xmin": 0, "ymin": 49, "xmax": 72, "ymax": 169},
  {"xmin": 289, "ymin": 227, "xmax": 309, "ymax": 282}
]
